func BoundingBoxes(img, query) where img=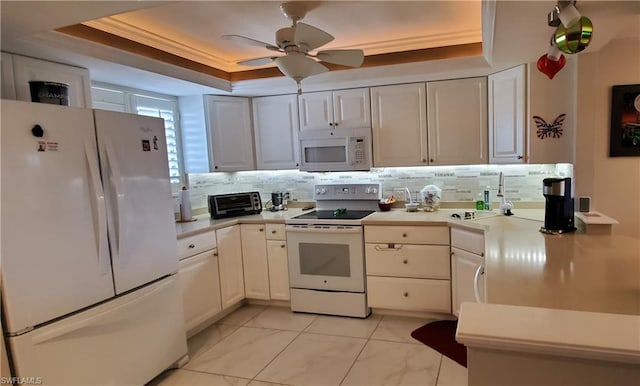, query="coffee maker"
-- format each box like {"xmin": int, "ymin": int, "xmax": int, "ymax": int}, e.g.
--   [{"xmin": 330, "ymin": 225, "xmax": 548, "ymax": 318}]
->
[
  {"xmin": 540, "ymin": 177, "xmax": 576, "ymax": 234},
  {"xmin": 269, "ymin": 191, "xmax": 289, "ymax": 212}
]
